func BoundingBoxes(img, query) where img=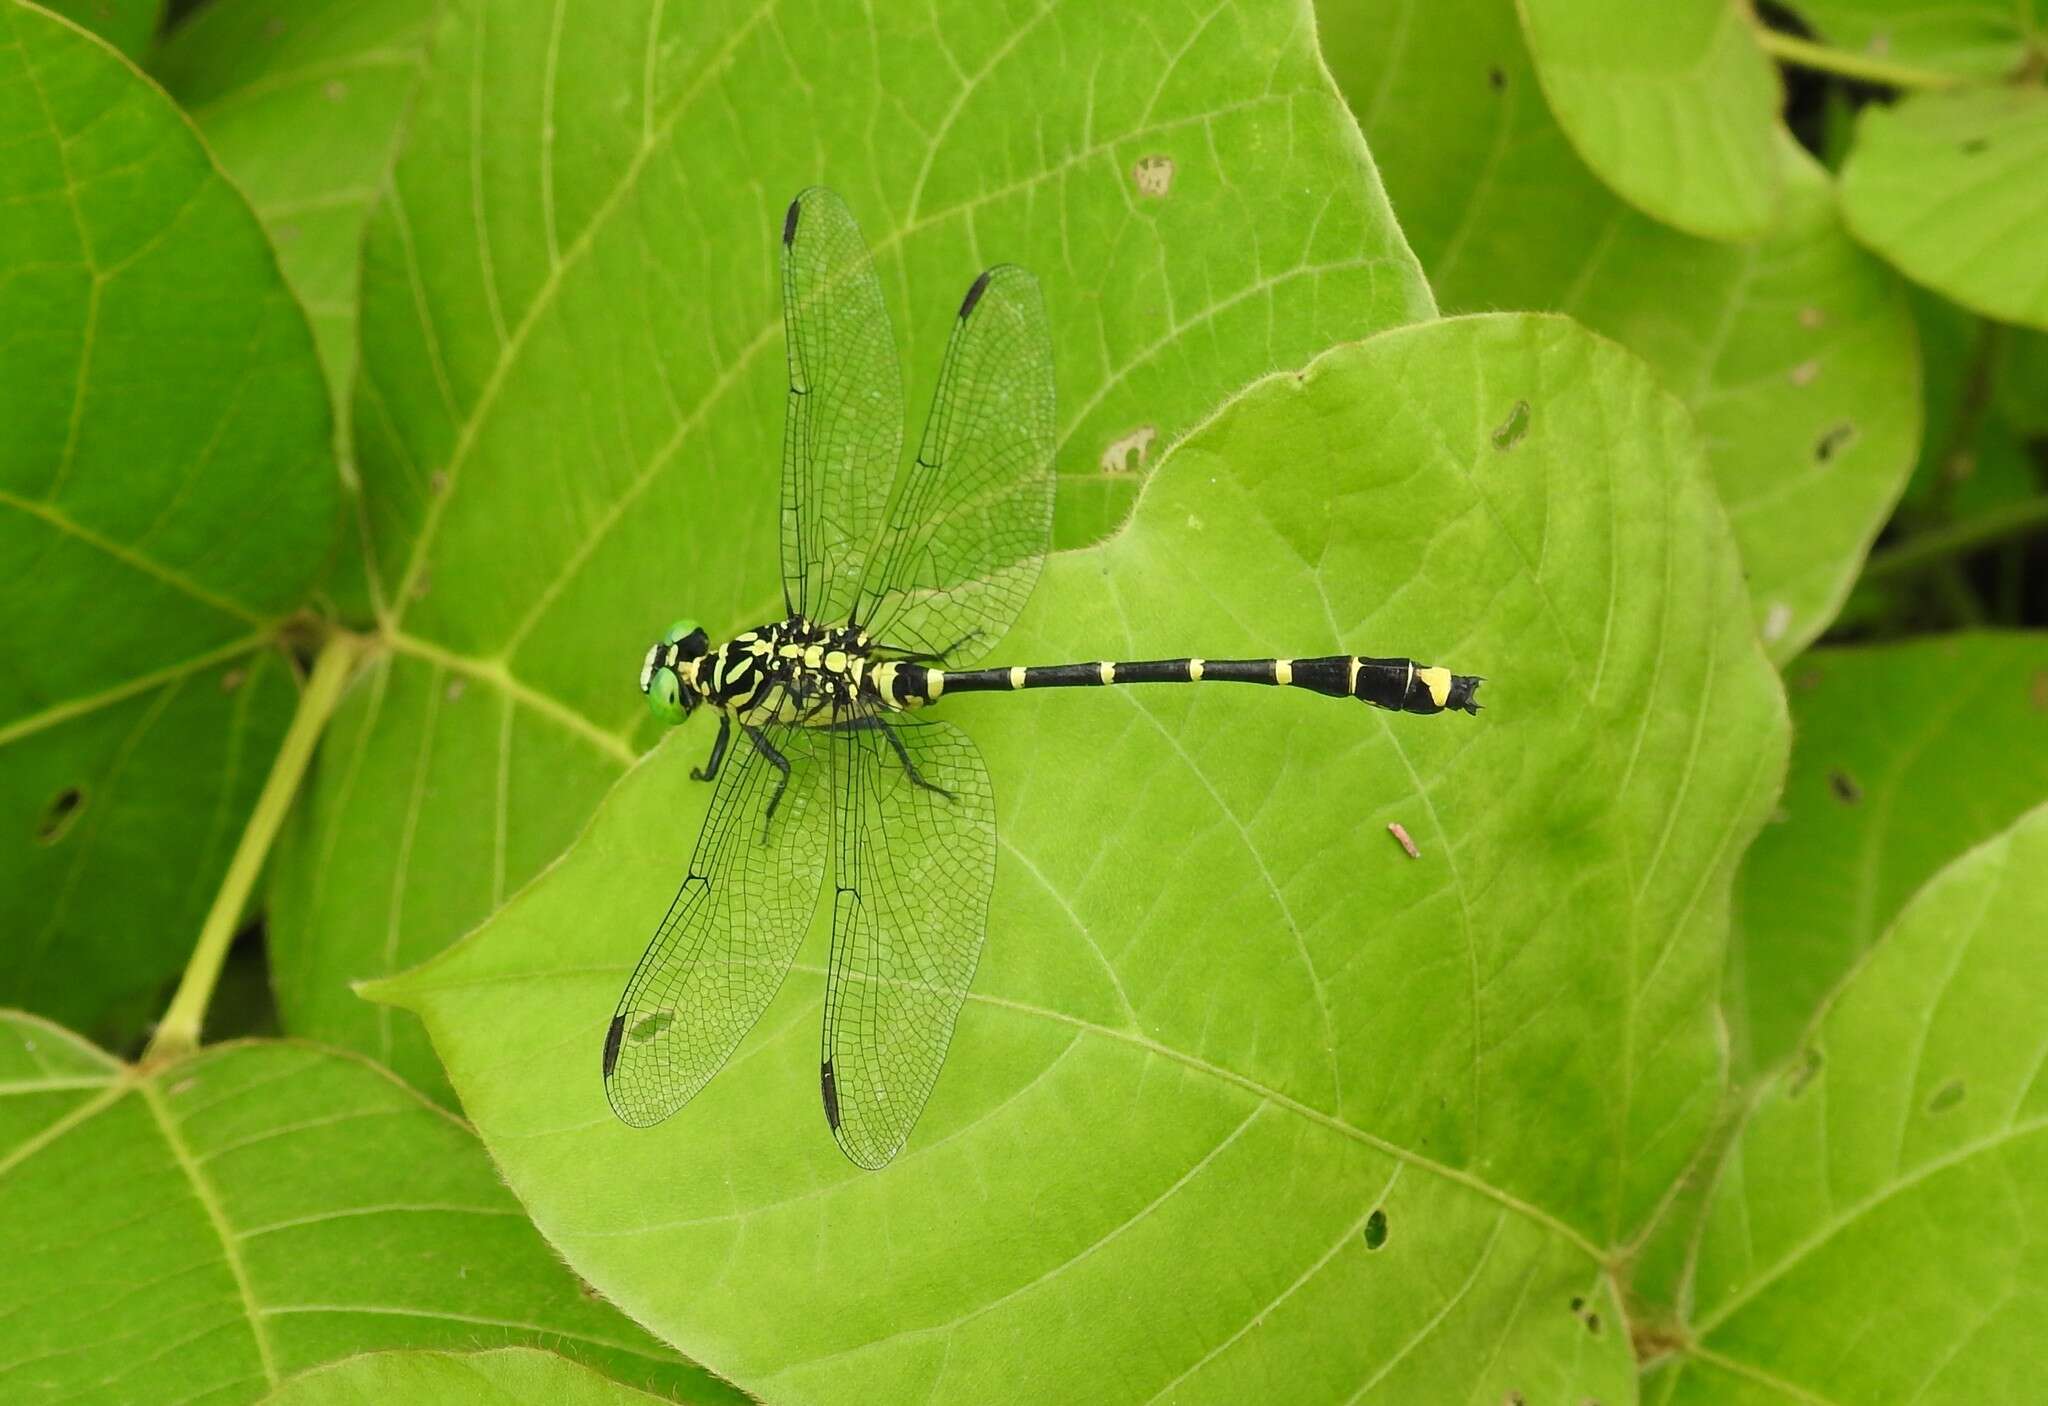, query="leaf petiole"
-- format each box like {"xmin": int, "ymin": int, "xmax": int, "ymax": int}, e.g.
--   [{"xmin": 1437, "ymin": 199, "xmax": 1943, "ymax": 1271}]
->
[
  {"xmin": 1751, "ymin": 27, "xmax": 1964, "ymax": 92},
  {"xmin": 1863, "ymin": 496, "xmax": 2048, "ymax": 583},
  {"xmin": 145, "ymin": 631, "xmax": 364, "ymax": 1064}
]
